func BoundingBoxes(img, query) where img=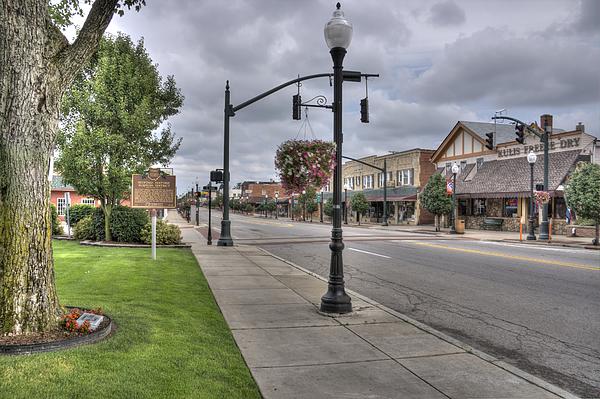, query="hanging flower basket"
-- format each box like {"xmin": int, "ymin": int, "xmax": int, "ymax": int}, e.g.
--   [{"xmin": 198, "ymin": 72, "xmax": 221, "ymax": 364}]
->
[
  {"xmin": 275, "ymin": 139, "xmax": 336, "ymax": 193},
  {"xmin": 533, "ymin": 190, "xmax": 551, "ymax": 204}
]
